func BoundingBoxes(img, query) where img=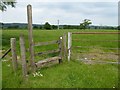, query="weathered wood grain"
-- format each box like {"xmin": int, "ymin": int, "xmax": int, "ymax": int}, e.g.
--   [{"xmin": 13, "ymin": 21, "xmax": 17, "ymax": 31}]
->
[
  {"xmin": 20, "ymin": 35, "xmax": 27, "ymax": 78},
  {"xmin": 27, "ymin": 4, "xmax": 36, "ymax": 72},
  {"xmin": 35, "ymin": 56, "xmax": 61, "ymax": 68},
  {"xmin": 11, "ymin": 38, "xmax": 18, "ymax": 73}
]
